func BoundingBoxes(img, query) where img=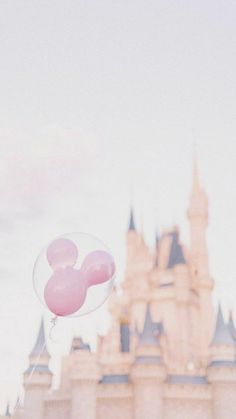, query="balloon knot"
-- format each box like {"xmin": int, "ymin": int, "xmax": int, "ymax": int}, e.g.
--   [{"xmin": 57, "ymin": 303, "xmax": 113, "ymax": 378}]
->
[{"xmin": 51, "ymin": 316, "xmax": 58, "ymax": 326}]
